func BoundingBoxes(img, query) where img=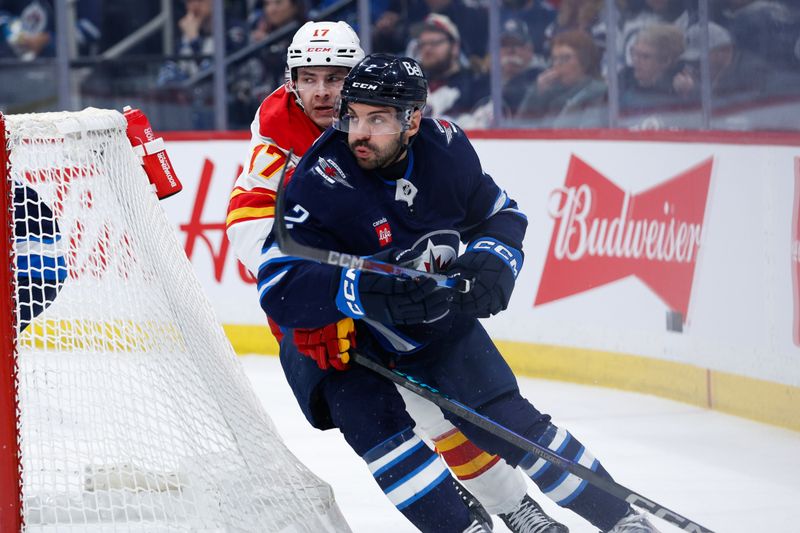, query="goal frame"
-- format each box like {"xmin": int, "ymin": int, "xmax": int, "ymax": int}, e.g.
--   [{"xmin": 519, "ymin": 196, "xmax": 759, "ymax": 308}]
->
[{"xmin": 0, "ymin": 111, "xmax": 22, "ymax": 531}]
